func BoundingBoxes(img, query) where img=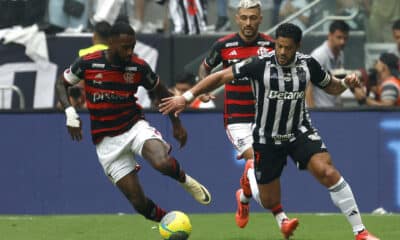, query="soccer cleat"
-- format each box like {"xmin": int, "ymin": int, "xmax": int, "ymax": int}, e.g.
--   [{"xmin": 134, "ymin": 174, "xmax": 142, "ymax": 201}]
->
[
  {"xmin": 181, "ymin": 175, "xmax": 211, "ymax": 205},
  {"xmin": 240, "ymin": 159, "xmax": 254, "ymax": 197},
  {"xmin": 355, "ymin": 230, "xmax": 380, "ymax": 240},
  {"xmin": 280, "ymin": 218, "xmax": 299, "ymax": 239},
  {"xmin": 235, "ymin": 189, "xmax": 250, "ymax": 228}
]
